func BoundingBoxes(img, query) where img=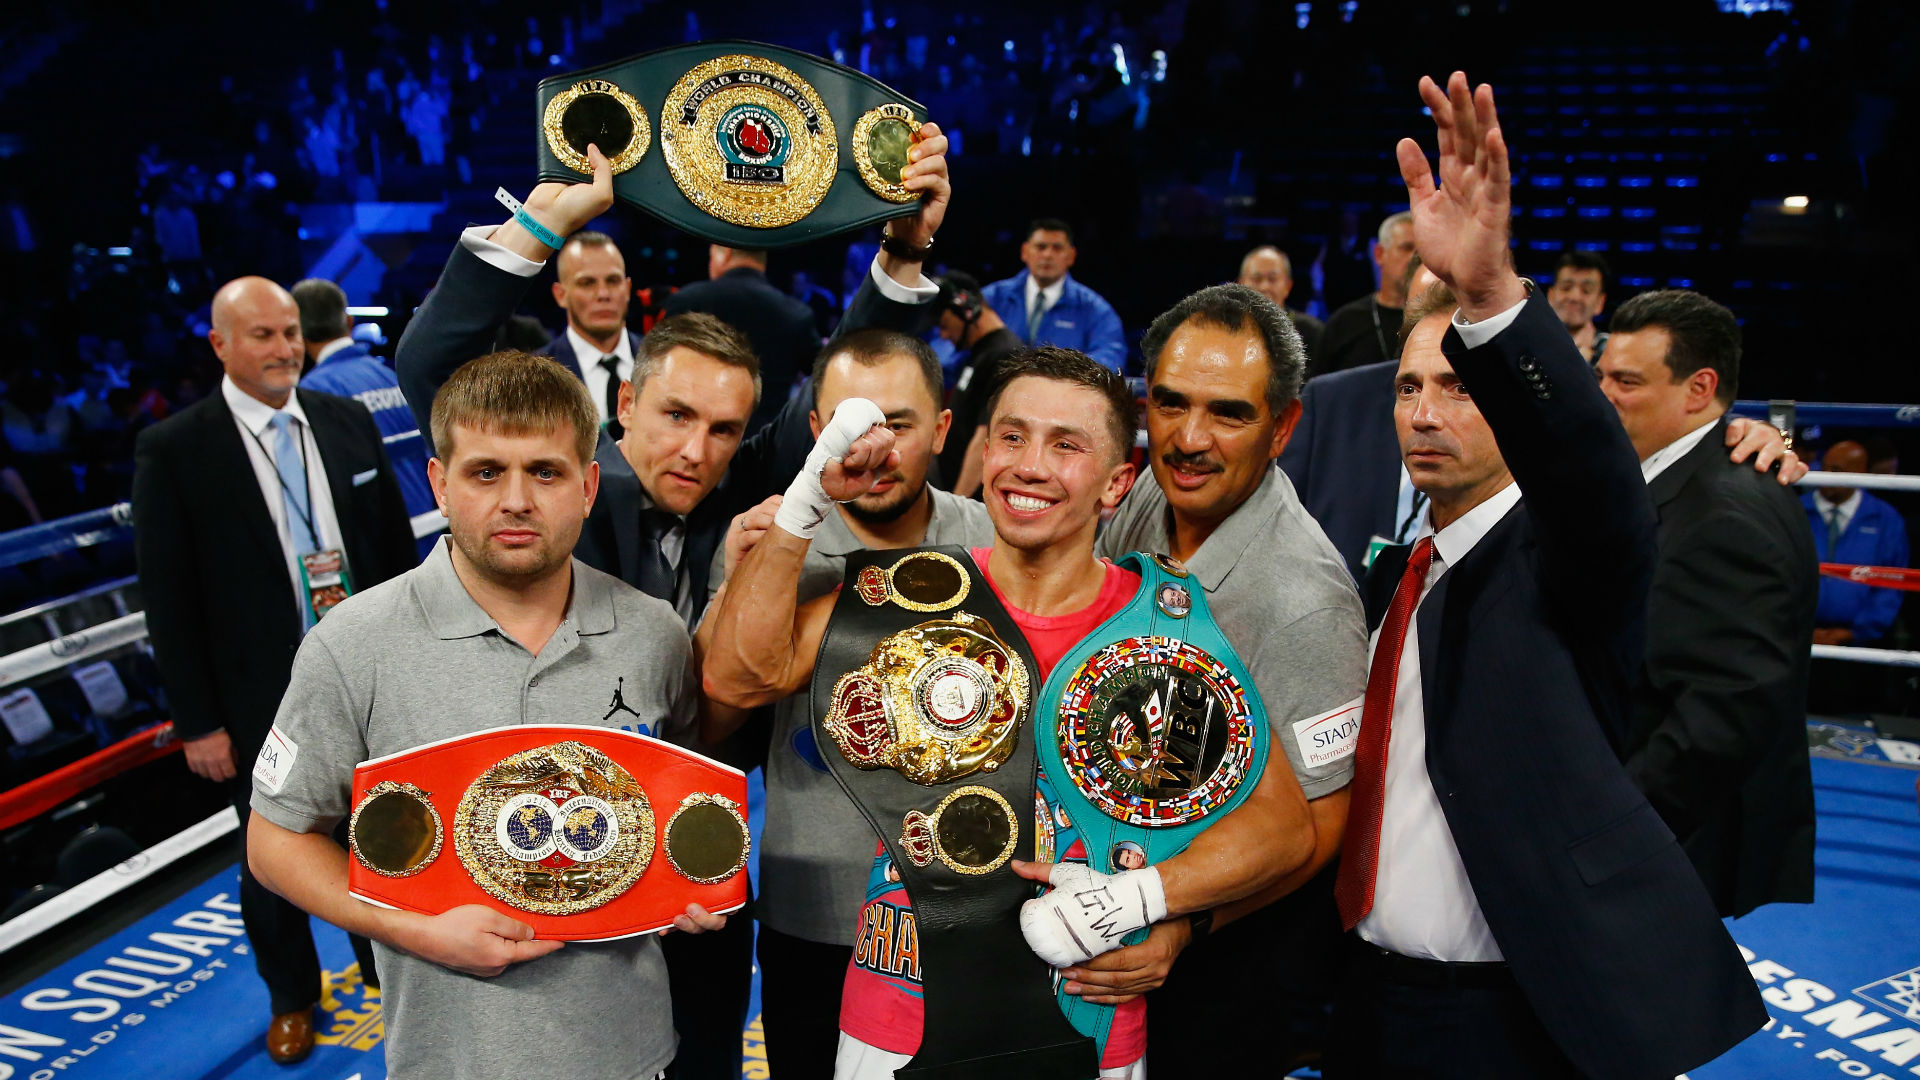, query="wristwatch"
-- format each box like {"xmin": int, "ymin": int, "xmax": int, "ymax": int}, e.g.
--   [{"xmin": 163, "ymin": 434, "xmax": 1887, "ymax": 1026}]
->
[{"xmin": 880, "ymin": 224, "xmax": 932, "ymax": 262}]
